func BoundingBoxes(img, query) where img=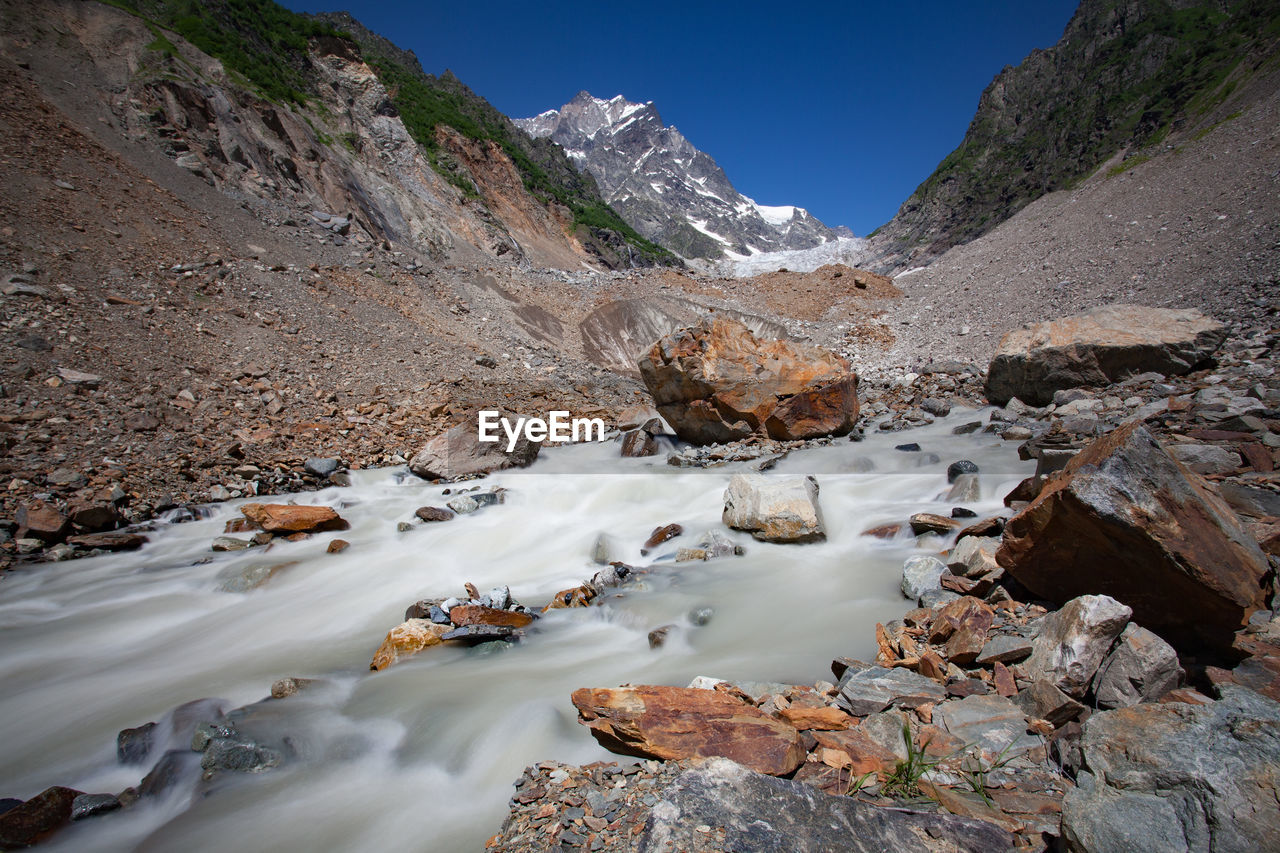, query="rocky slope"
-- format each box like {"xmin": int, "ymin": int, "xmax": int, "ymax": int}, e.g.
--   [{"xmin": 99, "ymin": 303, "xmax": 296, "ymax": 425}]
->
[
  {"xmin": 516, "ymin": 92, "xmax": 852, "ymax": 261},
  {"xmin": 72, "ymin": 0, "xmax": 673, "ymax": 271},
  {"xmin": 869, "ymin": 0, "xmax": 1280, "ymax": 271},
  {"xmin": 848, "ymin": 59, "xmax": 1280, "ymax": 379}
]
